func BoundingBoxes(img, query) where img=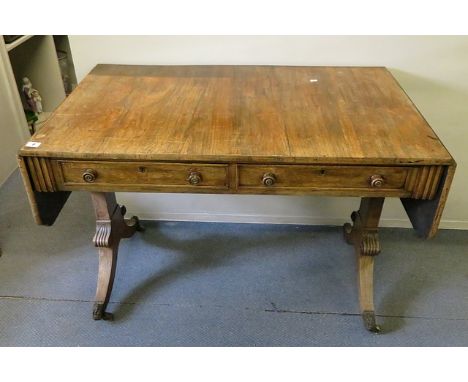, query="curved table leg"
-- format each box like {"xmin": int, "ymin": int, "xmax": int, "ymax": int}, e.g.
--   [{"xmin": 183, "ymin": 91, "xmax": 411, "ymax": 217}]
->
[
  {"xmin": 344, "ymin": 197, "xmax": 384, "ymax": 333},
  {"xmin": 91, "ymin": 192, "xmax": 143, "ymax": 320}
]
